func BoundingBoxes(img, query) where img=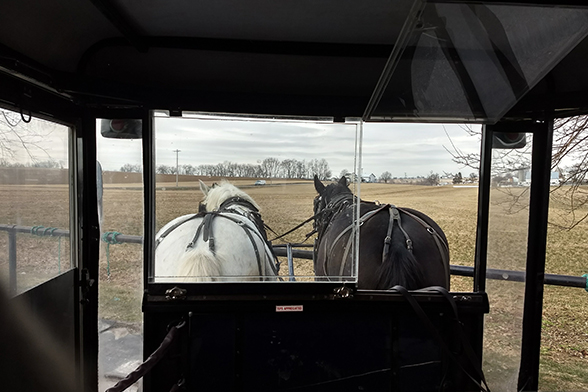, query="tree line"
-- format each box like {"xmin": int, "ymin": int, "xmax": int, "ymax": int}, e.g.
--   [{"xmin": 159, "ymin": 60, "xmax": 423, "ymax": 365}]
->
[
  {"xmin": 0, "ymin": 159, "xmax": 65, "ymax": 169},
  {"xmin": 121, "ymin": 157, "xmax": 333, "ymax": 180},
  {"xmin": 375, "ymin": 170, "xmax": 477, "ymax": 185}
]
